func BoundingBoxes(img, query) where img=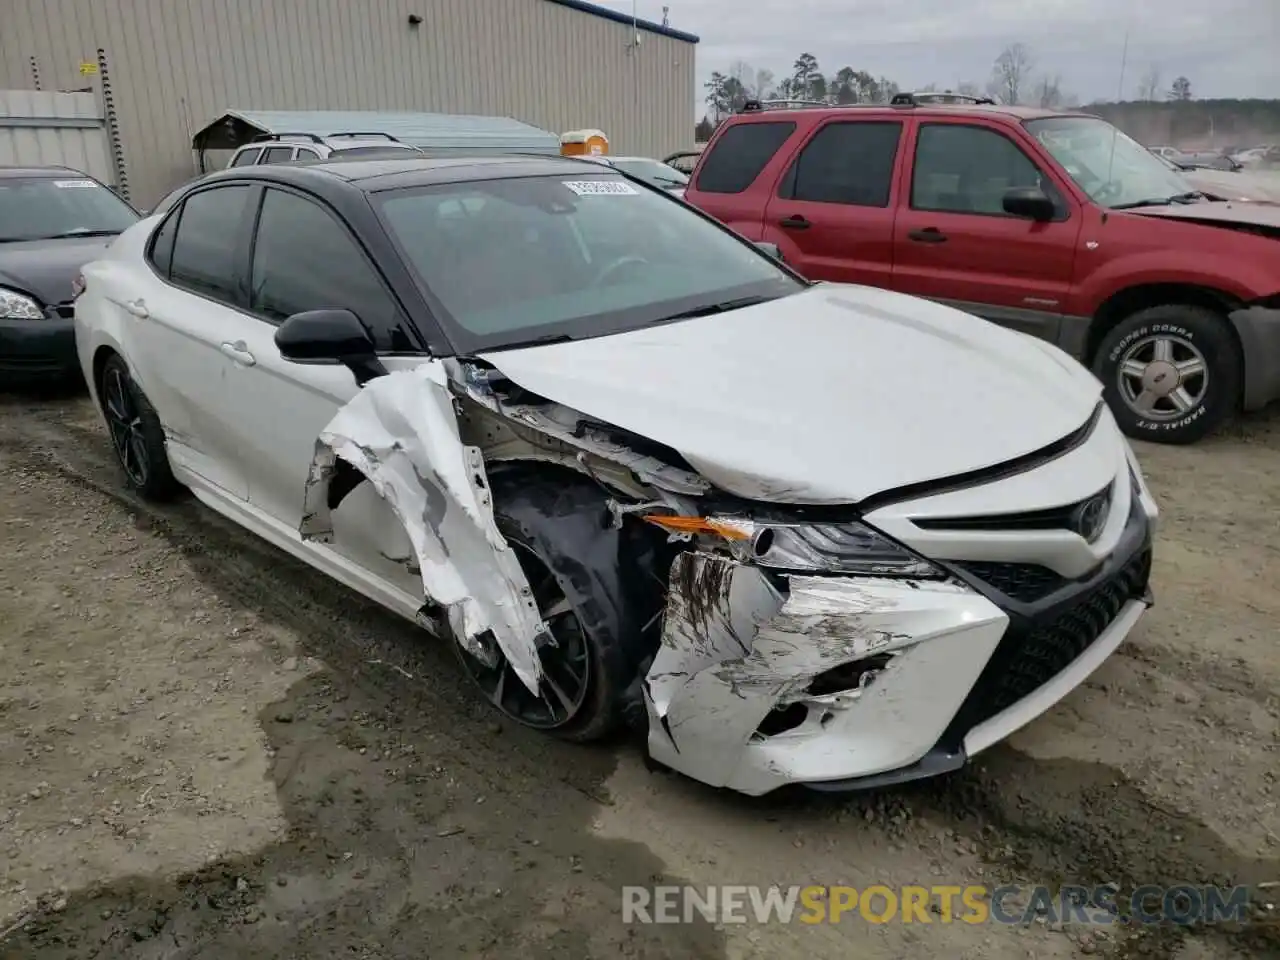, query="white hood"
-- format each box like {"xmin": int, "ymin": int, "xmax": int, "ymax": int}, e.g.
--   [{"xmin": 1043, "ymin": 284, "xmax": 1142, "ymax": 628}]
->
[{"xmin": 478, "ymin": 284, "xmax": 1101, "ymax": 504}]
